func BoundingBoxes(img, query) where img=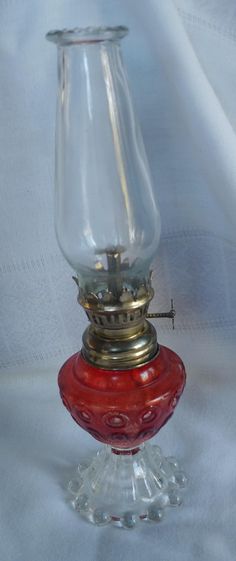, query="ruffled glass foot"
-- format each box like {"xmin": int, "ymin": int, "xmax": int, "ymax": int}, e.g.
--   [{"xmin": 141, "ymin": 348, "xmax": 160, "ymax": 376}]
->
[{"xmin": 68, "ymin": 443, "xmax": 187, "ymax": 528}]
